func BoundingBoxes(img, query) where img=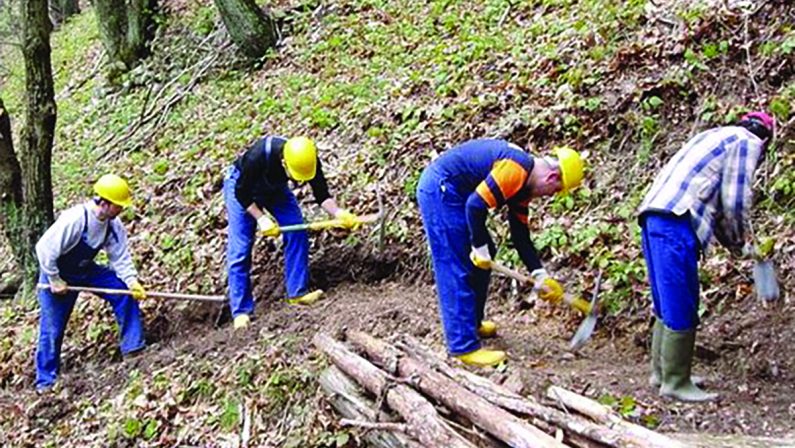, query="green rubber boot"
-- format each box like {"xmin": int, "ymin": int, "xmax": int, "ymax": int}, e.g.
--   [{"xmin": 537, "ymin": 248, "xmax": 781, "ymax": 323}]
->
[
  {"xmin": 659, "ymin": 327, "xmax": 718, "ymax": 402},
  {"xmin": 648, "ymin": 318, "xmax": 664, "ymax": 387},
  {"xmin": 649, "ymin": 319, "xmax": 705, "ymax": 387}
]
